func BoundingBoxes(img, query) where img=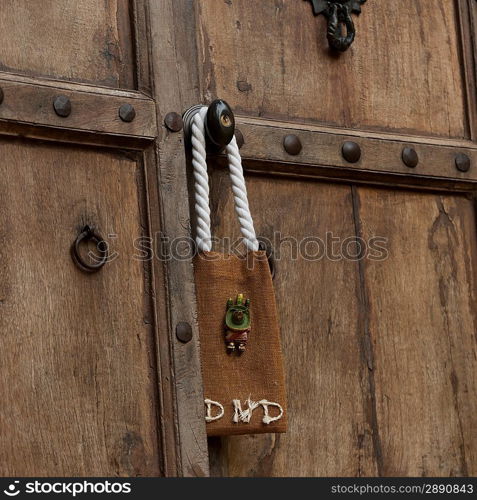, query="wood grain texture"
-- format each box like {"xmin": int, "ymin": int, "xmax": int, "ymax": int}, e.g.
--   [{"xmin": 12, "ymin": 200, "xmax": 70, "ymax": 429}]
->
[
  {"xmin": 0, "ymin": 139, "xmax": 161, "ymax": 476},
  {"xmin": 233, "ymin": 118, "xmax": 477, "ymax": 187},
  {"xmin": 0, "ymin": 0, "xmax": 134, "ymax": 88},
  {"xmin": 456, "ymin": 0, "xmax": 477, "ymax": 140},
  {"xmin": 146, "ymin": 0, "xmax": 210, "ymax": 477},
  {"xmin": 0, "ymin": 73, "xmax": 157, "ymax": 148},
  {"xmin": 198, "ymin": 0, "xmax": 466, "ymax": 138},
  {"xmin": 357, "ymin": 188, "xmax": 477, "ymax": 476},
  {"xmin": 188, "ymin": 0, "xmax": 477, "ymax": 477},
  {"xmin": 0, "ymin": 0, "xmax": 471, "ymax": 479},
  {"xmin": 208, "ymin": 173, "xmax": 378, "ymax": 476},
  {"xmin": 207, "ymin": 171, "xmax": 477, "ymax": 477}
]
